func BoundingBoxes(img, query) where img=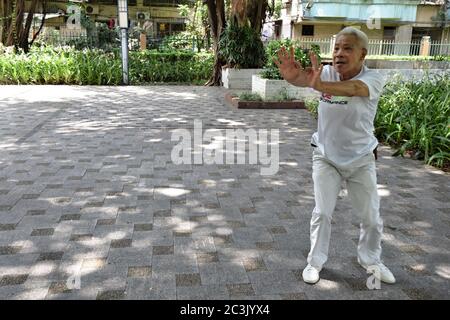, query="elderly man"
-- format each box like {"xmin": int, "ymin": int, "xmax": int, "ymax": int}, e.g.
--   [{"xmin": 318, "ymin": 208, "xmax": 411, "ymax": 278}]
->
[{"xmin": 274, "ymin": 27, "xmax": 395, "ymax": 285}]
